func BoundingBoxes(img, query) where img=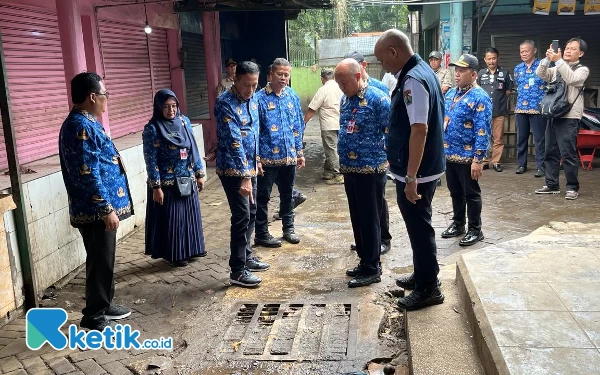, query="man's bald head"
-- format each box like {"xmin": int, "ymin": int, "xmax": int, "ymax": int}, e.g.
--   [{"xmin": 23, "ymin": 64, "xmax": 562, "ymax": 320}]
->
[
  {"xmin": 374, "ymin": 29, "xmax": 415, "ymax": 75},
  {"xmin": 335, "ymin": 58, "xmax": 362, "ymax": 97},
  {"xmin": 377, "ymin": 29, "xmax": 412, "ymax": 53}
]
